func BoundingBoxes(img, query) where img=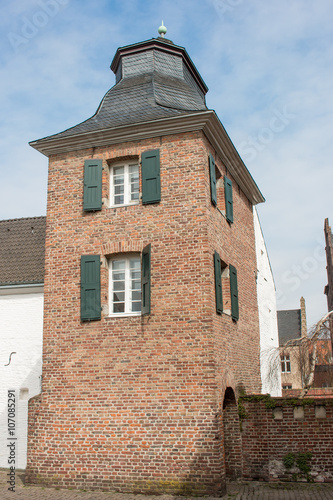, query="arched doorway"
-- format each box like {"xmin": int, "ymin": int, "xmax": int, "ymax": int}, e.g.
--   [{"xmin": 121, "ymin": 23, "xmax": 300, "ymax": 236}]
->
[{"xmin": 223, "ymin": 387, "xmax": 242, "ymax": 481}]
